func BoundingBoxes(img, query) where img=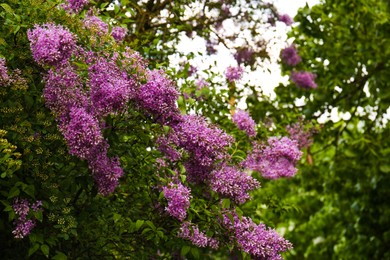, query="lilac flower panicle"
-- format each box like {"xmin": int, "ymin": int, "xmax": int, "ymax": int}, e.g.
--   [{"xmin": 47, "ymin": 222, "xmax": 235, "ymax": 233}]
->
[
  {"xmin": 195, "ymin": 78, "xmax": 209, "ymax": 90},
  {"xmin": 244, "ymin": 137, "xmax": 302, "ymax": 179},
  {"xmin": 157, "ymin": 136, "xmax": 181, "ymax": 162},
  {"xmin": 0, "ymin": 58, "xmax": 10, "ymax": 84},
  {"xmin": 62, "ymin": 0, "xmax": 89, "ymax": 13},
  {"xmin": 210, "ymin": 165, "xmax": 260, "ymax": 204},
  {"xmin": 287, "ymin": 121, "xmax": 313, "ymax": 149},
  {"xmin": 137, "ymin": 69, "xmax": 180, "ymax": 125},
  {"xmin": 163, "ymin": 182, "xmax": 191, "ymax": 221},
  {"xmin": 88, "ymin": 146, "xmax": 124, "ymax": 195},
  {"xmin": 281, "ymin": 45, "xmax": 301, "ymax": 66},
  {"xmin": 89, "ymin": 58, "xmax": 134, "ymax": 116},
  {"xmin": 291, "ymin": 71, "xmax": 317, "ymax": 89},
  {"xmin": 178, "ymin": 222, "xmax": 219, "ymax": 249},
  {"xmin": 222, "ymin": 212, "xmax": 292, "ymax": 259},
  {"xmin": 234, "ymin": 48, "xmax": 254, "ymax": 65},
  {"xmin": 83, "ymin": 15, "xmax": 109, "ymax": 36},
  {"xmin": 111, "ymin": 26, "xmax": 127, "ymax": 42},
  {"xmin": 225, "ymin": 66, "xmax": 244, "ymax": 82},
  {"xmin": 28, "ymin": 24, "xmax": 77, "ymax": 67},
  {"xmin": 279, "ymin": 14, "xmax": 294, "ymax": 26},
  {"xmin": 232, "ymin": 110, "xmax": 257, "ymax": 137},
  {"xmin": 173, "ymin": 115, "xmax": 233, "ymax": 168},
  {"xmin": 60, "ymin": 106, "xmax": 103, "ymax": 160},
  {"xmin": 12, "ymin": 198, "xmax": 43, "ymax": 239},
  {"xmin": 188, "ymin": 65, "xmax": 197, "ymax": 76}
]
